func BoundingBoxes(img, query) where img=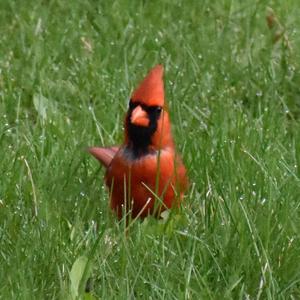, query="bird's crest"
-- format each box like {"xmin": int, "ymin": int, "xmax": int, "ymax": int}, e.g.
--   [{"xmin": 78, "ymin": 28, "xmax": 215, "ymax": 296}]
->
[{"xmin": 131, "ymin": 65, "xmax": 164, "ymax": 107}]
